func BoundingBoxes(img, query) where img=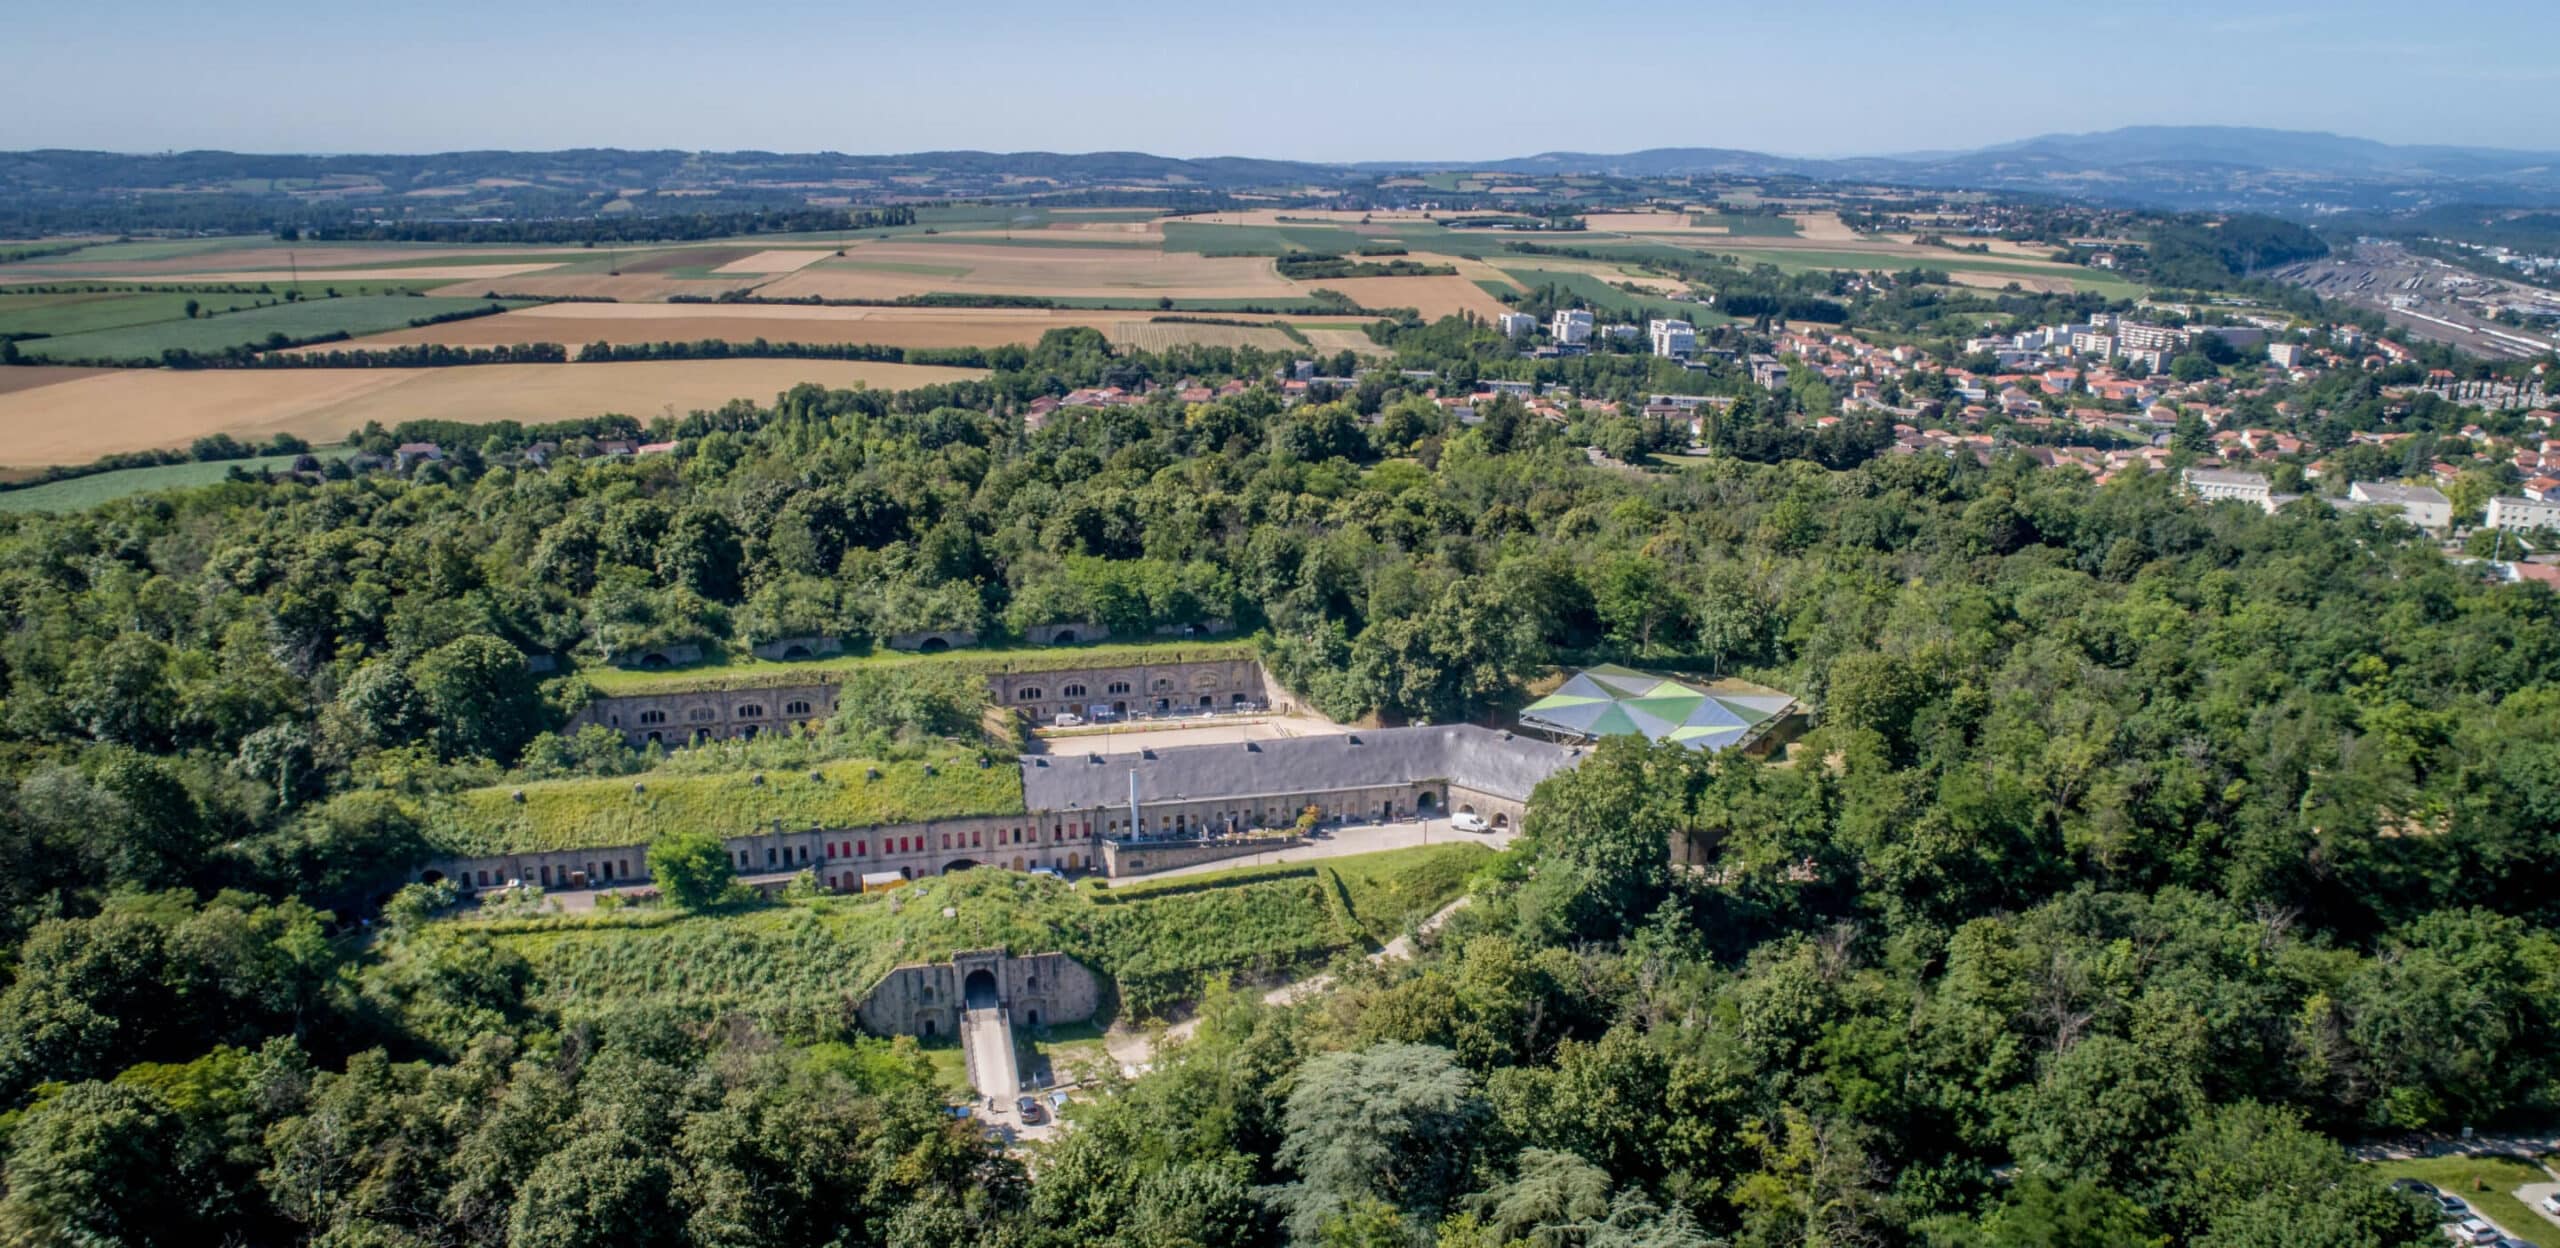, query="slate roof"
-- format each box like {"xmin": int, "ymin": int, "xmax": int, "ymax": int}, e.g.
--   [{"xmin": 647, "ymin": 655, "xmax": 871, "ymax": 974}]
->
[
  {"xmin": 1020, "ymin": 724, "xmax": 1580, "ymax": 812},
  {"xmin": 1520, "ymin": 665, "xmax": 1793, "ymax": 751}
]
